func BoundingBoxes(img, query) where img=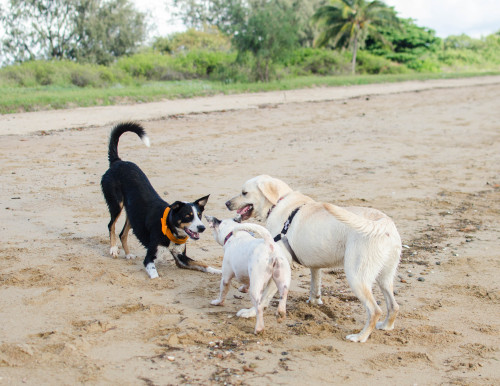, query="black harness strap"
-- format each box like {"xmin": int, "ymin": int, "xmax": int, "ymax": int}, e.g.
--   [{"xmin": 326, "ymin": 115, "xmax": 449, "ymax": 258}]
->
[{"xmin": 274, "ymin": 207, "xmax": 303, "ymax": 265}]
